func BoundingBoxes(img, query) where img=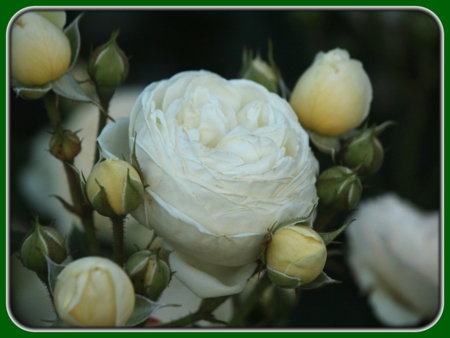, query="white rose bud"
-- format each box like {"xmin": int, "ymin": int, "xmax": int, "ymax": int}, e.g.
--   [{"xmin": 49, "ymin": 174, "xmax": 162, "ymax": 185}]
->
[
  {"xmin": 86, "ymin": 158, "xmax": 144, "ymax": 218},
  {"xmin": 11, "ymin": 11, "xmax": 71, "ymax": 86},
  {"xmin": 290, "ymin": 48, "xmax": 372, "ymax": 136},
  {"xmin": 54, "ymin": 257, "xmax": 135, "ymax": 327},
  {"xmin": 266, "ymin": 226, "xmax": 327, "ymax": 288}
]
